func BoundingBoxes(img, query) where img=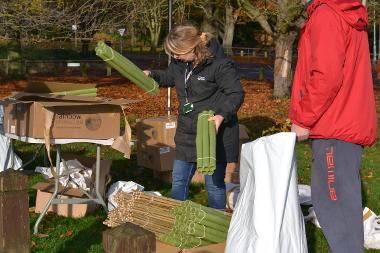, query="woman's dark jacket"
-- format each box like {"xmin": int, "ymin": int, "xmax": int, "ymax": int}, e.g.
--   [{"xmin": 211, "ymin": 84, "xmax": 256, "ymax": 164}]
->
[{"xmin": 150, "ymin": 40, "xmax": 244, "ymax": 163}]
